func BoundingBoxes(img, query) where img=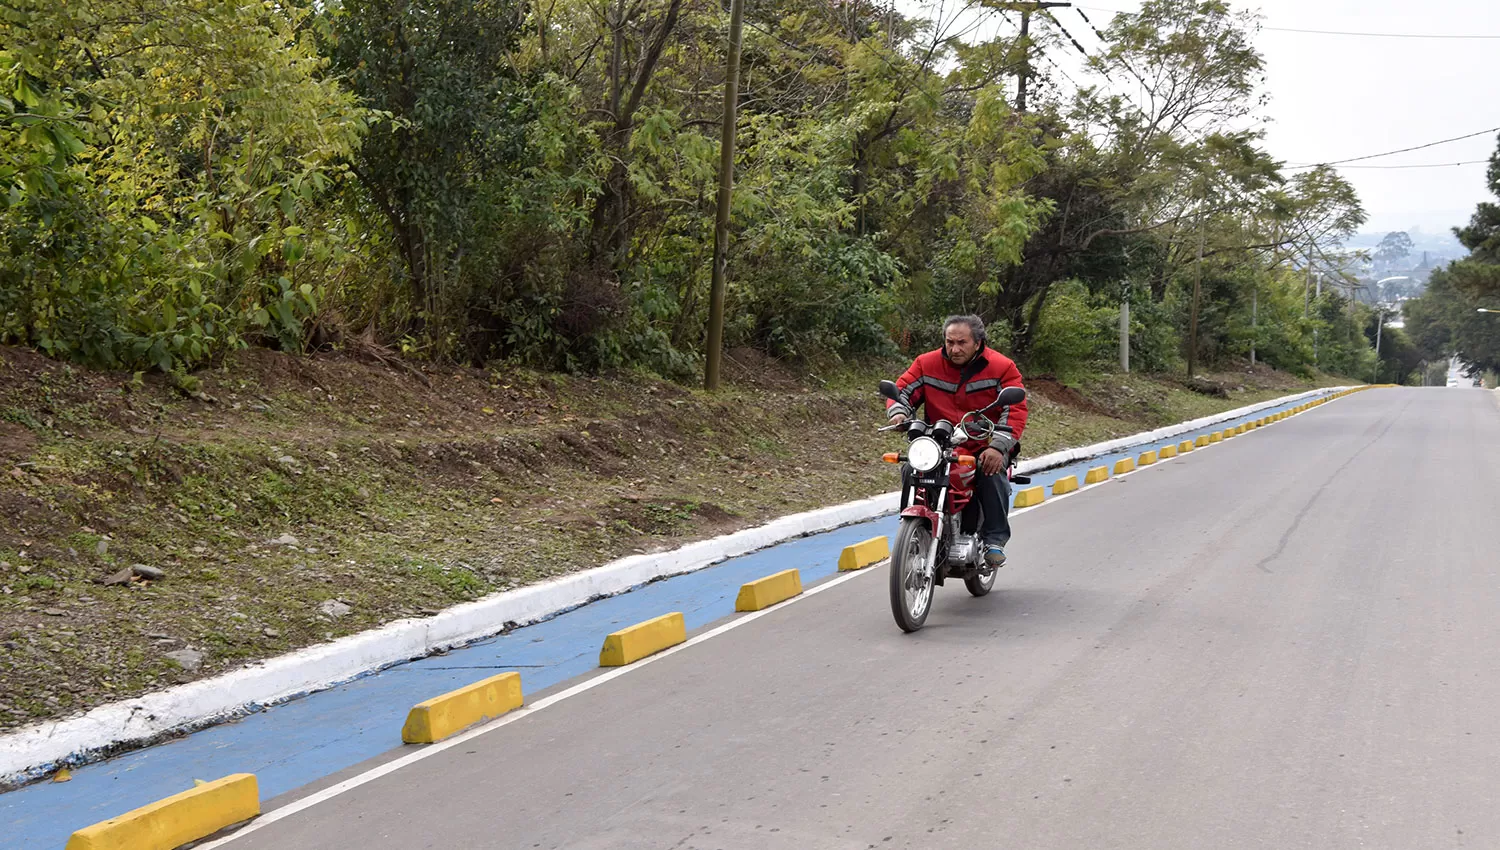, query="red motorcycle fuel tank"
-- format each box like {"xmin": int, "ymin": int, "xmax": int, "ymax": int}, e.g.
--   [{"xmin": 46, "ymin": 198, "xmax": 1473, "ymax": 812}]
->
[{"xmin": 947, "ymin": 454, "xmax": 976, "ymax": 512}]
